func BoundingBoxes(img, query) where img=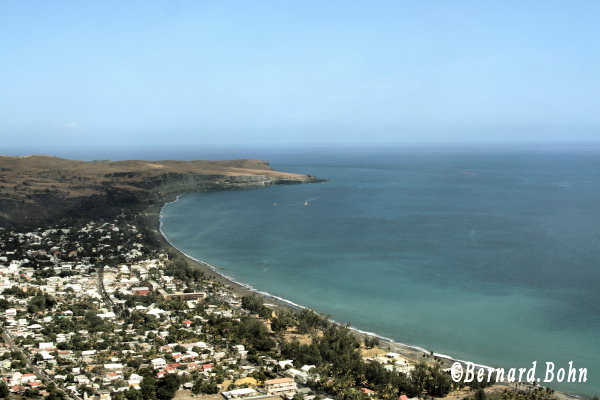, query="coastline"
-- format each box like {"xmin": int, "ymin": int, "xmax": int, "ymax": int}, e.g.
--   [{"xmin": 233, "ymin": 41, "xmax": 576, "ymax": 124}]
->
[
  {"xmin": 155, "ymin": 195, "xmax": 437, "ymax": 358},
  {"xmin": 151, "ymin": 192, "xmax": 583, "ymax": 400}
]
